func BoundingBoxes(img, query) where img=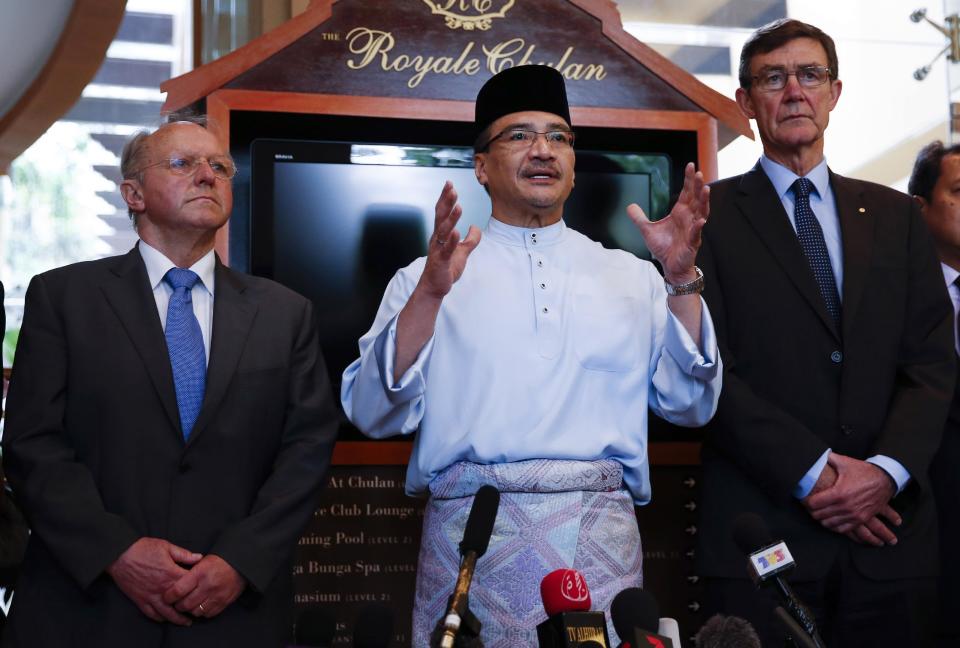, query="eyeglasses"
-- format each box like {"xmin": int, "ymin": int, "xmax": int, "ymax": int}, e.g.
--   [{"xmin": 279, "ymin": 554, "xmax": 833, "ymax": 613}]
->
[
  {"xmin": 133, "ymin": 156, "xmax": 237, "ymax": 180},
  {"xmin": 750, "ymin": 65, "xmax": 833, "ymax": 92},
  {"xmin": 482, "ymin": 128, "xmax": 576, "ymax": 152}
]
